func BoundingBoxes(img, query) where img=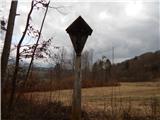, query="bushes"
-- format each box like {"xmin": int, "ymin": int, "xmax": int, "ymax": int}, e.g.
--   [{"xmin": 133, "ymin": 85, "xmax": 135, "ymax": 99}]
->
[{"xmin": 2, "ymin": 96, "xmax": 89, "ymax": 120}]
